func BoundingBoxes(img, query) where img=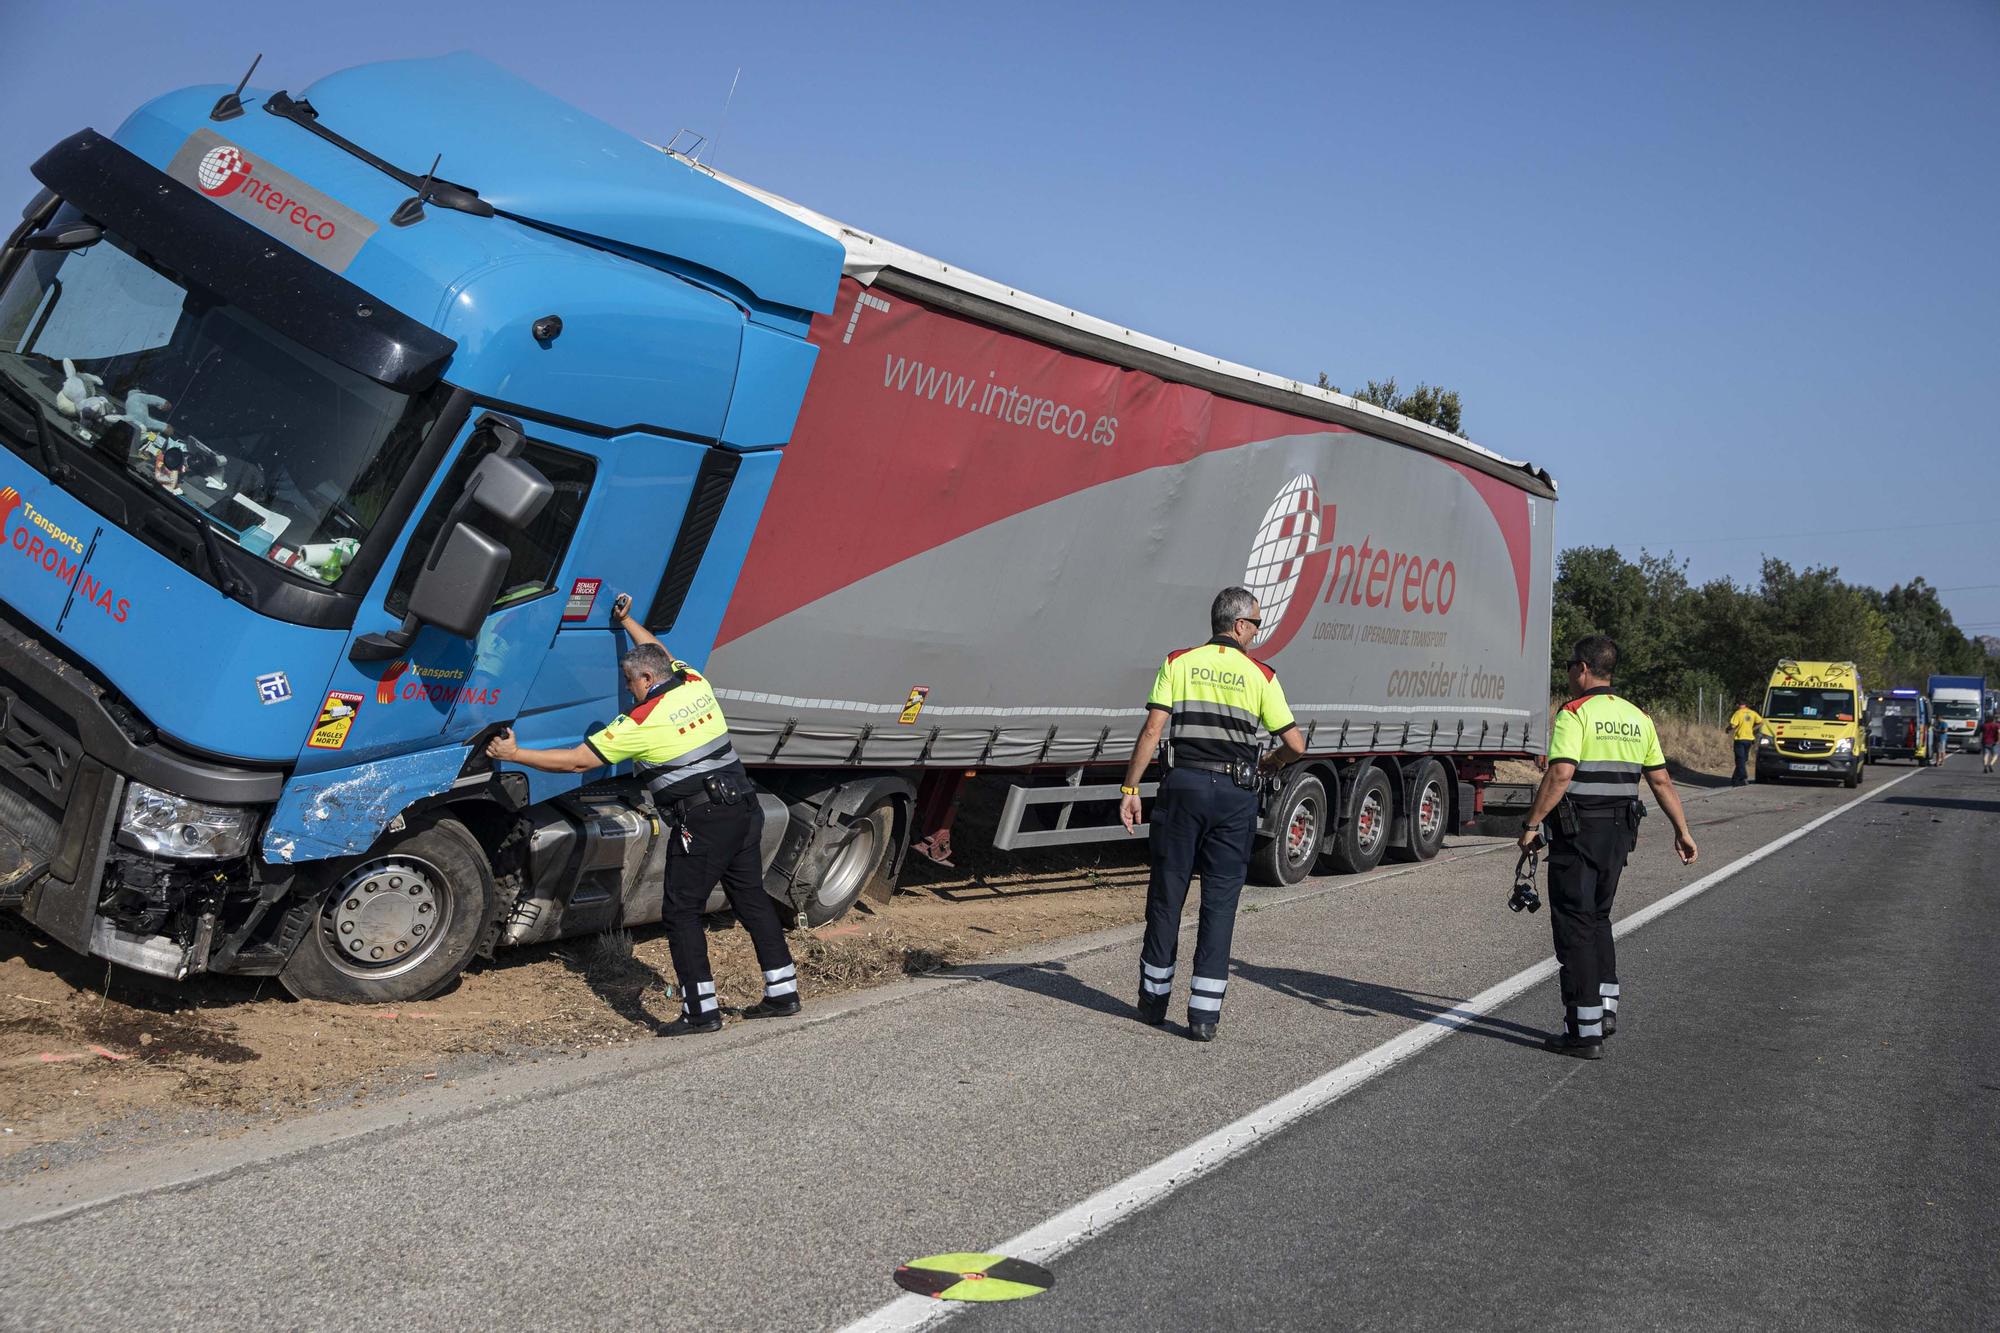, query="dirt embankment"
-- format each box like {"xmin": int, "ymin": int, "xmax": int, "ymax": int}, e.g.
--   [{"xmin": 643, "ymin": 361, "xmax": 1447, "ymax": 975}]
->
[{"xmin": 0, "ymin": 783, "xmax": 1153, "ymax": 1163}]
